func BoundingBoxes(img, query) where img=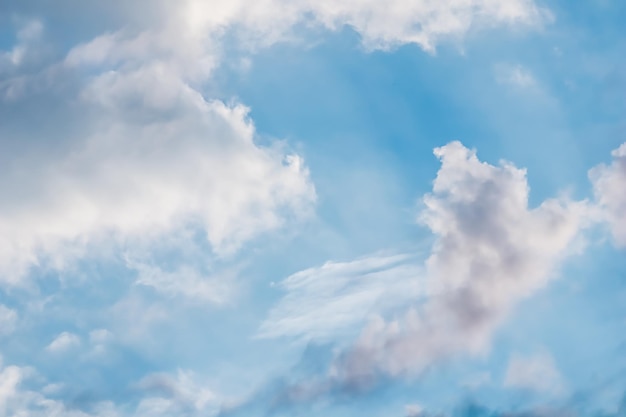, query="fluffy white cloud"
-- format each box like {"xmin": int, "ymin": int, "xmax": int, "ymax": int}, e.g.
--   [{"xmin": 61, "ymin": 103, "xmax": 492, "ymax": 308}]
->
[
  {"xmin": 67, "ymin": 0, "xmax": 549, "ymax": 71},
  {"xmin": 0, "ymin": 357, "xmax": 219, "ymax": 417},
  {"xmin": 135, "ymin": 370, "xmax": 217, "ymax": 417},
  {"xmin": 45, "ymin": 332, "xmax": 81, "ymax": 353},
  {"xmin": 0, "ymin": 363, "xmax": 23, "ymax": 416},
  {"xmin": 0, "ymin": 61, "xmax": 314, "ymax": 287},
  {"xmin": 0, "ymin": 360, "xmax": 116, "ymax": 417},
  {"xmin": 330, "ymin": 142, "xmax": 587, "ymax": 382},
  {"xmin": 258, "ymin": 253, "xmax": 423, "ymax": 343},
  {"xmin": 504, "ymin": 352, "xmax": 565, "ymax": 395},
  {"xmin": 590, "ymin": 142, "xmax": 626, "ymax": 247}
]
